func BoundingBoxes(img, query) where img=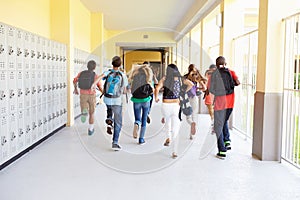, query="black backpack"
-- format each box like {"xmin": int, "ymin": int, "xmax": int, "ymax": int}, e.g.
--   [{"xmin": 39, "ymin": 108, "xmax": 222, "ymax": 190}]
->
[
  {"xmin": 210, "ymin": 68, "xmax": 235, "ymax": 96},
  {"xmin": 78, "ymin": 70, "xmax": 96, "ymax": 89},
  {"xmin": 131, "ymin": 71, "xmax": 153, "ymax": 99}
]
